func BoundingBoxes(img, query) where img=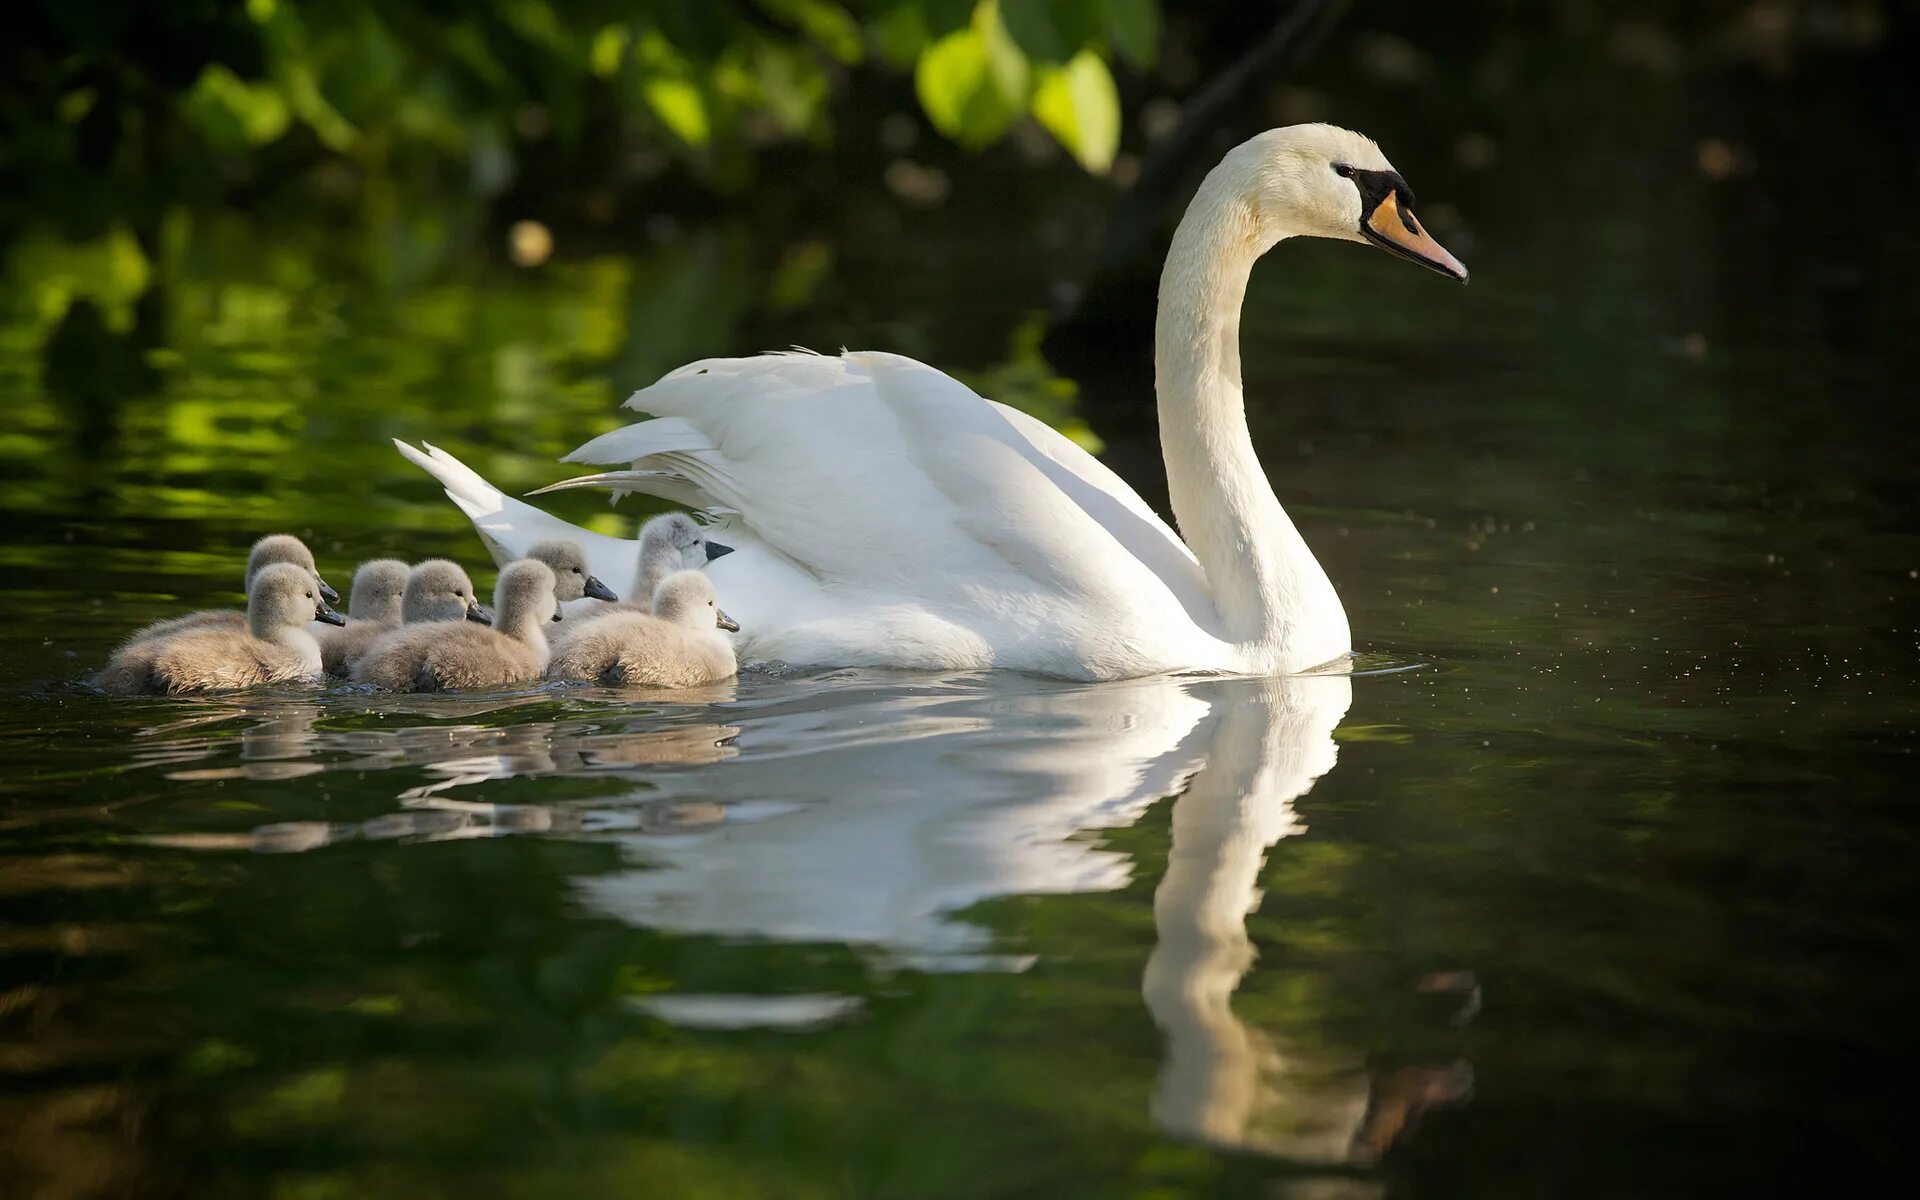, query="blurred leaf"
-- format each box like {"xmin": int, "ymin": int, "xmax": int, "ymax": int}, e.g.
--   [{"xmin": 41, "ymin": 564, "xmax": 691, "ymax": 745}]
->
[
  {"xmin": 915, "ymin": 1, "xmax": 1030, "ymax": 149},
  {"xmin": 1003, "ymin": 0, "xmax": 1102, "ymax": 65},
  {"xmin": 635, "ymin": 30, "xmax": 712, "ymax": 146},
  {"xmin": 758, "ymin": 0, "xmax": 865, "ymax": 65},
  {"xmin": 1100, "ymin": 0, "xmax": 1159, "ymax": 66},
  {"xmin": 1032, "ymin": 50, "xmax": 1119, "ymax": 173},
  {"xmin": 182, "ymin": 65, "xmax": 291, "ymax": 152},
  {"xmin": 589, "ymin": 25, "xmax": 631, "ymax": 78}
]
